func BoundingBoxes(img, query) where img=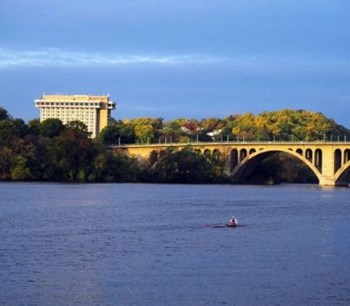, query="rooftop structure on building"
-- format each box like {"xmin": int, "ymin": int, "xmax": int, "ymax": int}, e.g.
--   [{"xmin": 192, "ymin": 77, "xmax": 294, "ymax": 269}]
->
[{"xmin": 35, "ymin": 94, "xmax": 116, "ymax": 138}]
